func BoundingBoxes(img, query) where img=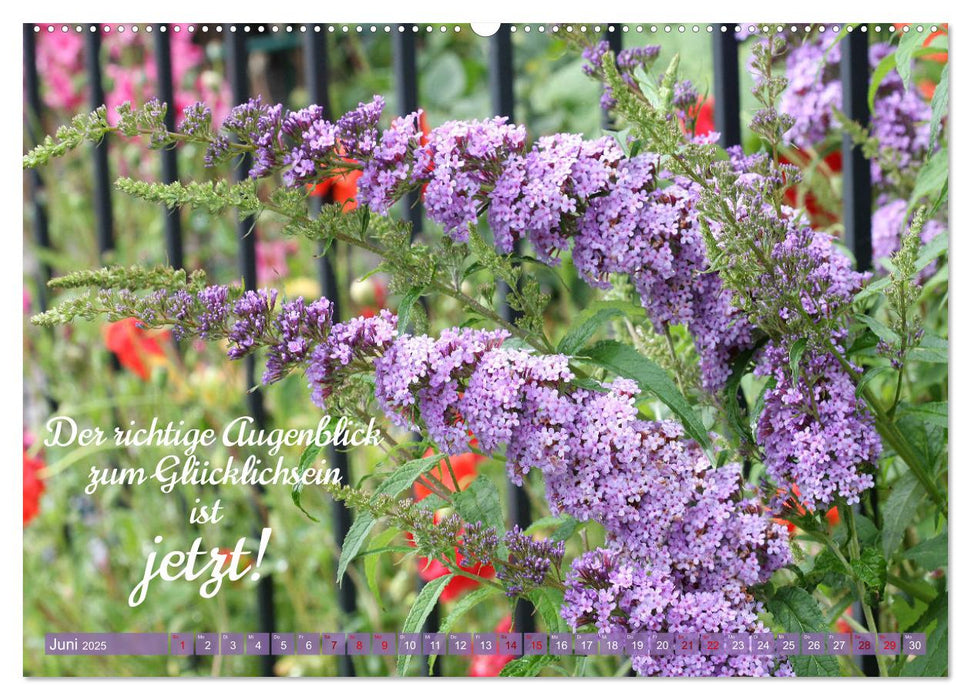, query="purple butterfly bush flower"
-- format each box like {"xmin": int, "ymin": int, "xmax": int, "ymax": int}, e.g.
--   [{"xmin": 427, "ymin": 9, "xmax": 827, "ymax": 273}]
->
[{"xmin": 755, "ymin": 341, "xmax": 880, "ymax": 511}]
